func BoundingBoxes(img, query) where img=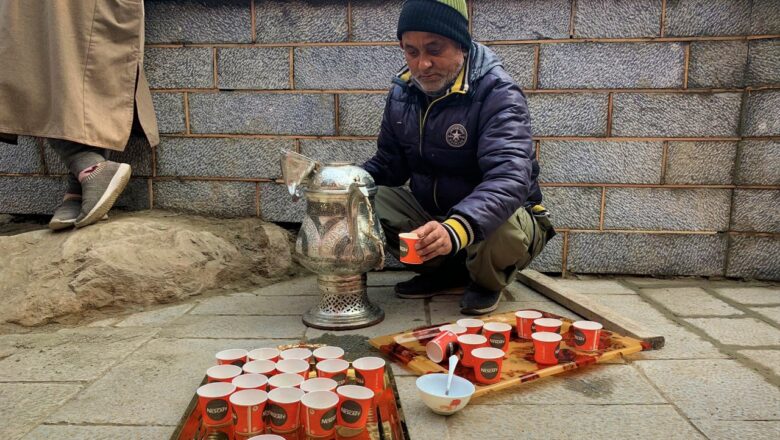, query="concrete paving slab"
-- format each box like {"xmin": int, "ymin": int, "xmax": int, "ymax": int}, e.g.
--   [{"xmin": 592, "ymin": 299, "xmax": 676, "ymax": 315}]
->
[
  {"xmin": 367, "ymin": 270, "xmax": 413, "ymax": 287},
  {"xmin": 159, "ymin": 315, "xmax": 307, "ymax": 339},
  {"xmin": 506, "ymin": 281, "xmax": 554, "ymax": 301},
  {"xmin": 684, "ymin": 317, "xmax": 780, "ymax": 346},
  {"xmin": 0, "ymin": 383, "xmax": 81, "ymax": 440},
  {"xmin": 249, "ymin": 275, "xmax": 319, "ymax": 296},
  {"xmin": 714, "ymin": 287, "xmax": 780, "ymax": 305},
  {"xmin": 752, "ymin": 306, "xmax": 780, "ymax": 326},
  {"xmin": 737, "ymin": 349, "xmax": 780, "ymax": 377},
  {"xmin": 116, "ymin": 304, "xmax": 195, "ymax": 327},
  {"xmin": 554, "ymin": 279, "xmax": 637, "ymax": 295},
  {"xmin": 621, "ymin": 277, "xmax": 709, "ymax": 288},
  {"xmin": 22, "ymin": 425, "xmax": 176, "ymax": 440},
  {"xmin": 395, "ymin": 376, "xmax": 449, "ymax": 439},
  {"xmin": 634, "ymin": 359, "xmax": 780, "ymax": 420},
  {"xmin": 189, "ymin": 294, "xmax": 317, "ymax": 316},
  {"xmin": 642, "ymin": 287, "xmax": 743, "ymax": 316},
  {"xmin": 690, "ymin": 420, "xmax": 780, "ymax": 439},
  {"xmin": 0, "ymin": 328, "xmax": 156, "ymax": 382},
  {"xmin": 587, "ymin": 294, "xmax": 673, "ymax": 326}
]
